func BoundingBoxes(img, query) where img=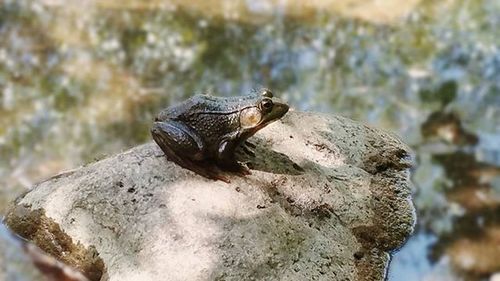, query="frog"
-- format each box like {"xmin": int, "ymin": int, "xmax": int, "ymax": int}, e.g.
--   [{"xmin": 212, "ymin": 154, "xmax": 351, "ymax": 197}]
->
[{"xmin": 151, "ymin": 89, "xmax": 289, "ymax": 183}]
